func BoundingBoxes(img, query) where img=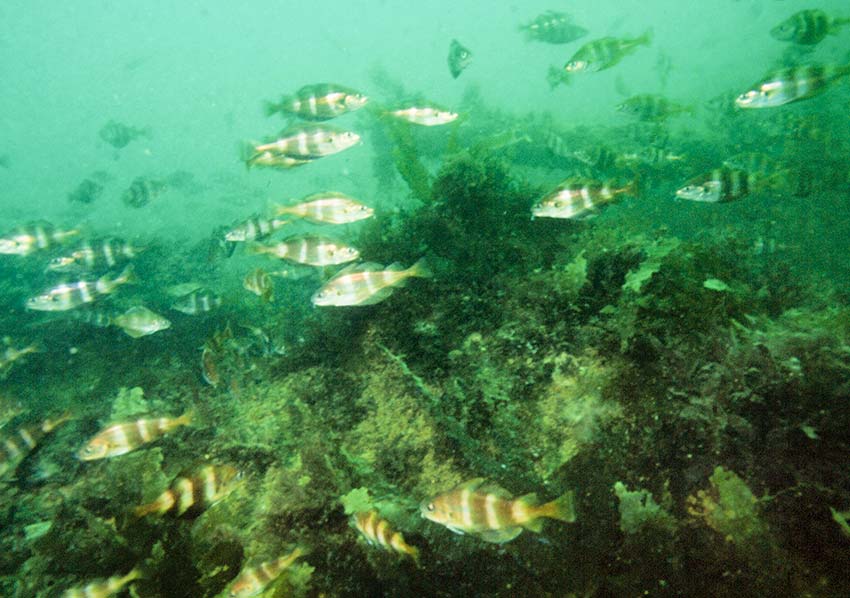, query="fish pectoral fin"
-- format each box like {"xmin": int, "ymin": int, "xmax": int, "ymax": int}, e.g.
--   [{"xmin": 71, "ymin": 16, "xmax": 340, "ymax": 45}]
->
[
  {"xmin": 447, "ymin": 525, "xmax": 466, "ymax": 535},
  {"xmin": 356, "ymin": 287, "xmax": 395, "ymax": 306},
  {"xmin": 476, "ymin": 527, "xmax": 523, "ymax": 544},
  {"xmin": 523, "ymin": 517, "xmax": 544, "ymax": 533}
]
